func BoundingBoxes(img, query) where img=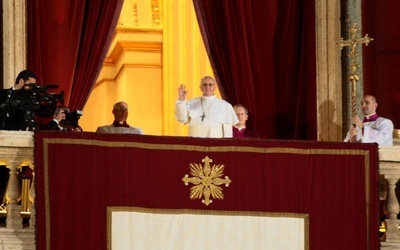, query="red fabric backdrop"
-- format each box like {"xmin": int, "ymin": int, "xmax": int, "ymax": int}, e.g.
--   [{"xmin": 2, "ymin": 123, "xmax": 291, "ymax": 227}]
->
[
  {"xmin": 34, "ymin": 132, "xmax": 379, "ymax": 250},
  {"xmin": 27, "ymin": 0, "xmax": 123, "ymax": 111},
  {"xmin": 193, "ymin": 0, "xmax": 317, "ymax": 139},
  {"xmin": 26, "ymin": 1, "xmax": 400, "ymax": 139},
  {"xmin": 362, "ymin": 0, "xmax": 400, "ymax": 129}
]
